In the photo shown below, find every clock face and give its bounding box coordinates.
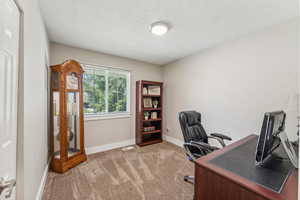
[66,73,78,89]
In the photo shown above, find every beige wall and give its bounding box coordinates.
[23,0,50,199]
[50,43,163,148]
[163,19,299,143]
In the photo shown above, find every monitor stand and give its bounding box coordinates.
[278,131,298,168]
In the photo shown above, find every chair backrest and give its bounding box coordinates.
[178,111,208,144]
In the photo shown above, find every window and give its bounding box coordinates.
[82,64,130,119]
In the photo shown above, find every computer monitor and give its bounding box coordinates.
[255,111,286,166]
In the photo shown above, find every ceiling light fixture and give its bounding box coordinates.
[150,21,169,36]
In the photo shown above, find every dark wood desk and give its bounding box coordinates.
[194,135,298,200]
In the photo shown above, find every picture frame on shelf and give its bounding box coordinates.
[143,98,152,108]
[151,112,158,119]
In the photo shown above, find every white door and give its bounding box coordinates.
[0,0,20,199]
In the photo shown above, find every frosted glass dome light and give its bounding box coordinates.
[150,21,169,36]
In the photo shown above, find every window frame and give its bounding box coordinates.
[81,63,131,120]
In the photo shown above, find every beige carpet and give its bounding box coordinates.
[42,142,194,200]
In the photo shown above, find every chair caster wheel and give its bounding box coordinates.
[184,176,194,184]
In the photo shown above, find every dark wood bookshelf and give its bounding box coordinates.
[136,80,163,146]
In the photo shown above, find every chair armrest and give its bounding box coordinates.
[191,141,219,151]
[210,133,232,141]
[207,135,226,147]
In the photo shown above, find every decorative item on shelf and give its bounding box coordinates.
[151,112,158,119]
[148,86,160,95]
[144,112,150,120]
[143,98,152,108]
[152,99,159,108]
[50,59,87,173]
[143,87,148,95]
[144,126,156,132]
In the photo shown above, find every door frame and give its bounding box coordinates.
[13,0,24,199]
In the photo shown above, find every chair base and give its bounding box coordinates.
[184,175,194,184]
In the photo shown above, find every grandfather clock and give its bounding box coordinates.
[50,60,87,173]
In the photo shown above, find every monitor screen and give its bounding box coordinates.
[255,111,286,165]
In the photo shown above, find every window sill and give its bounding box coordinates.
[84,113,131,121]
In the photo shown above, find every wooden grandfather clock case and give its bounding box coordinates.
[50,60,87,173]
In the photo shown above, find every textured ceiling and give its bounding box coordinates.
[40,0,297,65]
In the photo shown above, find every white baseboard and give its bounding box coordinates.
[35,160,50,200]
[163,135,183,147]
[86,136,183,155]
[86,139,135,155]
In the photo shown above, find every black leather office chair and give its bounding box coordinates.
[178,111,232,183]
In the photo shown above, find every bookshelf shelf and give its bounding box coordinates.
[138,139,163,146]
[142,130,161,135]
[143,108,161,111]
[142,94,161,97]
[136,80,163,146]
[143,118,162,122]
